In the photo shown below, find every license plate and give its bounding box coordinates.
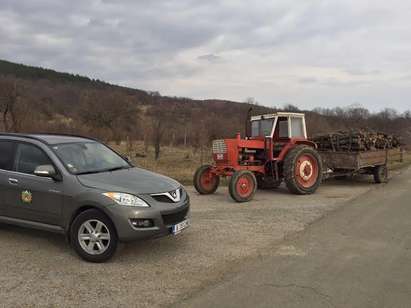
[172,219,190,235]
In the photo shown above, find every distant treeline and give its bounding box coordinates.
[0,59,410,159]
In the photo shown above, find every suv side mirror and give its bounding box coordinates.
[34,165,62,181]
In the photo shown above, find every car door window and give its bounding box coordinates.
[0,141,16,171]
[16,143,53,175]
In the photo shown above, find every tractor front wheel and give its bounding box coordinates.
[284,145,323,195]
[194,165,220,194]
[229,170,257,202]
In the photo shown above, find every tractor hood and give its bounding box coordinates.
[77,167,180,195]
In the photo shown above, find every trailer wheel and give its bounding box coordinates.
[373,165,388,183]
[284,145,323,195]
[194,165,220,194]
[229,170,257,202]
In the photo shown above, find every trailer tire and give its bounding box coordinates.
[284,145,323,195]
[194,165,220,194]
[229,170,257,202]
[373,165,388,183]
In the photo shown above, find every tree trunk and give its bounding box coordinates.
[3,105,9,132]
[184,126,188,147]
[154,139,160,160]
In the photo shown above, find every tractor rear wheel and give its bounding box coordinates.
[229,170,257,202]
[284,145,323,195]
[373,165,388,183]
[194,165,220,194]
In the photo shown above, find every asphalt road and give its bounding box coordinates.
[0,171,404,307]
[178,167,411,308]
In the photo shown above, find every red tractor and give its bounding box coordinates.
[193,112,323,202]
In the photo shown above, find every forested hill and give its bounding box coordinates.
[0,58,410,148]
[0,59,106,85]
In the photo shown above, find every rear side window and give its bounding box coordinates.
[0,141,16,171]
[16,143,53,175]
[291,117,305,137]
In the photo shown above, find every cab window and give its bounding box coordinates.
[0,141,16,171]
[251,119,274,137]
[278,118,289,138]
[16,143,53,175]
[291,117,305,137]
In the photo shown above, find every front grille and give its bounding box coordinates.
[212,139,227,154]
[151,188,182,203]
[152,195,174,203]
[162,207,189,226]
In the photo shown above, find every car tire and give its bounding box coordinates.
[70,209,118,263]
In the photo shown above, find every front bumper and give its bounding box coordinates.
[105,196,190,242]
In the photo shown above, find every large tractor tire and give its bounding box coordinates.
[373,165,388,183]
[229,170,257,202]
[194,165,220,194]
[284,145,323,195]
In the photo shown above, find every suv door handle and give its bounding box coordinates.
[8,178,19,185]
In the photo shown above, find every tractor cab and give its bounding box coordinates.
[249,112,307,140]
[249,112,308,157]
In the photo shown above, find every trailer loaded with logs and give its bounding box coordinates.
[313,129,403,183]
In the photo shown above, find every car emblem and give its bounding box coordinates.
[171,191,177,198]
[21,190,32,204]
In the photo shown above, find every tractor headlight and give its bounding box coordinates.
[103,192,150,207]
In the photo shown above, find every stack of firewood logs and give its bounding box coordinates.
[313,129,401,152]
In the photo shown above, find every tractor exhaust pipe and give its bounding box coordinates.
[245,107,253,137]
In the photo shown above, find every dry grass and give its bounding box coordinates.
[389,150,411,170]
[109,141,212,185]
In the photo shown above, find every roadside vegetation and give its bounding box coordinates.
[110,141,212,185]
[1,59,411,171]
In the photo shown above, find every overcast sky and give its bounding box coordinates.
[1,0,410,112]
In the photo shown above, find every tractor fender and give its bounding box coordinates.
[295,140,317,149]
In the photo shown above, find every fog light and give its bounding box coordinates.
[130,219,154,228]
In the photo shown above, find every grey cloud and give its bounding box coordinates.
[0,0,411,111]
[298,77,318,84]
[197,54,221,62]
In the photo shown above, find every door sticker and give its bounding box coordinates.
[21,190,33,204]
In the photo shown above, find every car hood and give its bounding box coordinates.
[77,167,180,195]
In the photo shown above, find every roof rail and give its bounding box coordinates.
[27,132,99,142]
[0,133,50,144]
[0,132,98,145]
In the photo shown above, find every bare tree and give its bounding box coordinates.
[0,76,20,132]
[146,95,178,160]
[80,90,140,141]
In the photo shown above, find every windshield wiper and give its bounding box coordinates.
[105,166,131,172]
[76,170,104,175]
[76,166,130,175]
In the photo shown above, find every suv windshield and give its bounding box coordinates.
[51,142,130,175]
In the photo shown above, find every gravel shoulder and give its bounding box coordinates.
[0,175,387,307]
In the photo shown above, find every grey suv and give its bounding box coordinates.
[0,134,190,262]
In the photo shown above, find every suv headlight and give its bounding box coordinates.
[103,192,150,207]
